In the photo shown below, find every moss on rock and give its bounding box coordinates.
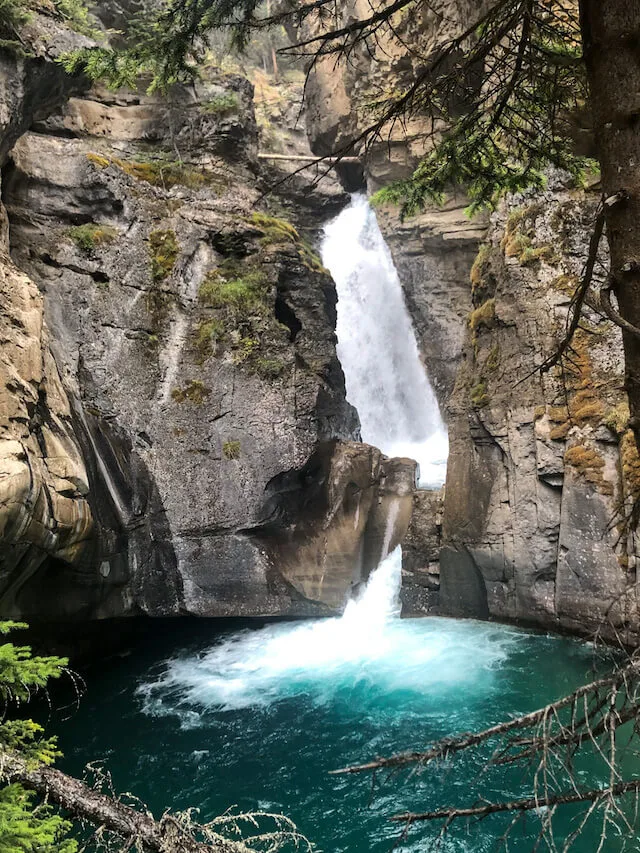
[149,230,179,282]
[68,223,118,254]
[171,380,211,404]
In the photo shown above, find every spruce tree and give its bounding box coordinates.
[0,622,75,853]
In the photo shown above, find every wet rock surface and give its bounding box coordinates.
[0,20,416,623]
[302,4,640,641]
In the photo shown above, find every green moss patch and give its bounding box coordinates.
[195,258,290,379]
[171,380,210,404]
[248,212,328,273]
[149,230,179,282]
[470,379,490,408]
[202,92,240,116]
[68,223,118,254]
[199,262,269,313]
[469,298,496,335]
[500,204,559,266]
[86,152,216,191]
[222,439,241,460]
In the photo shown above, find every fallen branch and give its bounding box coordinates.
[330,659,640,775]
[0,751,249,853]
[389,779,640,824]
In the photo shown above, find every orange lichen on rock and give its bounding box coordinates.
[564,444,613,495]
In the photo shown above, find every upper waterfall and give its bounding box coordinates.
[321,194,448,488]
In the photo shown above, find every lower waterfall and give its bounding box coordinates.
[134,550,511,714]
[321,194,448,488]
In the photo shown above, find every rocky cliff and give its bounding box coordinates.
[0,10,416,626]
[301,2,640,641]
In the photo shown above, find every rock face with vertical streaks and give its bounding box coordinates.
[0,13,416,624]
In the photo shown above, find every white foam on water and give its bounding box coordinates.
[320,194,448,489]
[137,550,520,720]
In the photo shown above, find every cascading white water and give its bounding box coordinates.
[321,194,448,489]
[137,548,520,718]
[136,197,463,719]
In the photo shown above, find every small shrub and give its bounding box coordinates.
[195,319,224,357]
[470,379,489,408]
[198,264,269,314]
[69,223,118,254]
[149,230,179,282]
[232,336,260,364]
[223,440,241,460]
[202,92,240,116]
[253,358,285,380]
[54,0,99,36]
[0,0,30,38]
[250,212,300,246]
[171,380,210,404]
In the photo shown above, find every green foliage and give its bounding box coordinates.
[0,0,97,43]
[253,357,285,380]
[222,439,241,460]
[56,0,591,223]
[195,318,224,357]
[233,336,260,364]
[0,622,75,853]
[202,92,240,115]
[57,0,270,92]
[366,2,590,216]
[149,230,179,282]
[198,262,269,313]
[470,379,490,408]
[0,785,75,853]
[196,258,288,378]
[171,379,211,404]
[68,224,117,254]
[249,213,327,272]
[0,0,30,42]
[54,0,99,37]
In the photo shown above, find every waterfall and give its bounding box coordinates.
[134,197,463,721]
[321,194,448,489]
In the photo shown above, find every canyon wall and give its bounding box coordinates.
[0,9,416,625]
[302,1,640,640]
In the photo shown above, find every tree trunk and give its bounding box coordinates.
[0,751,247,853]
[580,1,640,452]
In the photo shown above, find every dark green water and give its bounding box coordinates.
[53,555,625,853]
